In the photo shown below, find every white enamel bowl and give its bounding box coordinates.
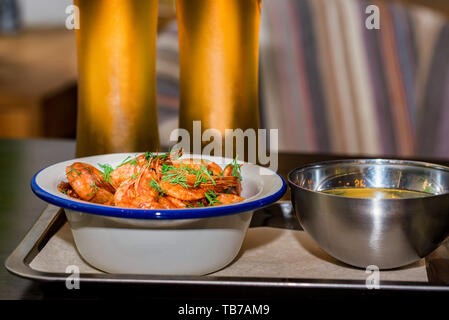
[31,153,286,275]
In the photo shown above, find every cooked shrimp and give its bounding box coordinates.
[114,178,162,209]
[172,158,223,176]
[62,151,245,209]
[160,176,240,201]
[223,163,241,177]
[156,196,187,209]
[134,166,159,199]
[110,150,183,188]
[223,162,242,195]
[216,193,245,204]
[109,155,146,189]
[57,181,80,199]
[113,179,137,208]
[66,162,114,205]
[159,180,207,201]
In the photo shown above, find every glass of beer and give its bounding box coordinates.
[176,0,262,158]
[74,0,160,157]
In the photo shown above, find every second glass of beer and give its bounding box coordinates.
[176,0,262,157]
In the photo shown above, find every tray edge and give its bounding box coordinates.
[5,205,449,292]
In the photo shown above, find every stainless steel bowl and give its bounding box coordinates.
[288,159,449,269]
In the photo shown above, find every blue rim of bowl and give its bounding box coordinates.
[31,166,287,220]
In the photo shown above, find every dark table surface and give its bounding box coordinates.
[1,138,449,301]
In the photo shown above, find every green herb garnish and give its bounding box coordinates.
[186,202,205,208]
[150,179,166,196]
[157,153,170,161]
[144,151,173,165]
[204,190,221,206]
[130,157,139,166]
[200,163,216,186]
[88,181,98,196]
[131,171,141,180]
[98,163,114,184]
[193,169,208,187]
[229,155,242,181]
[67,166,81,177]
[117,156,131,167]
[117,155,139,168]
[161,164,190,189]
[144,152,154,162]
[169,148,182,161]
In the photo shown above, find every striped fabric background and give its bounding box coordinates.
[417,23,449,157]
[156,0,449,159]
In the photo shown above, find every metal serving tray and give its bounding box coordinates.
[5,202,449,291]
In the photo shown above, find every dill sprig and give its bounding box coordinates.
[98,163,114,184]
[224,155,242,181]
[144,151,167,162]
[200,163,216,185]
[168,148,182,161]
[117,156,131,167]
[144,151,173,167]
[186,202,205,208]
[157,153,170,161]
[144,151,154,162]
[204,190,221,206]
[67,166,81,177]
[88,181,98,196]
[193,169,209,187]
[83,165,93,173]
[131,171,140,180]
[160,160,219,189]
[117,155,139,168]
[232,156,242,181]
[150,179,166,196]
[161,164,190,189]
[161,162,171,174]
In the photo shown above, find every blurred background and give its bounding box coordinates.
[0,0,448,158]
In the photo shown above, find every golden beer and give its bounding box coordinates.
[75,0,160,157]
[176,0,262,157]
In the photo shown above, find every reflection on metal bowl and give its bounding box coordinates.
[288,159,449,269]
